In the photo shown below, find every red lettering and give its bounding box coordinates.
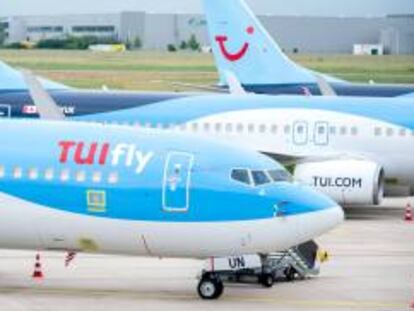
[74,142,97,165]
[99,143,110,165]
[58,141,76,163]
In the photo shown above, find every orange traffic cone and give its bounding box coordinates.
[405,204,413,222]
[32,253,43,279]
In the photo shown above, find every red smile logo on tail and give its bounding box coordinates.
[215,26,254,62]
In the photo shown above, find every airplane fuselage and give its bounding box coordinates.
[0,119,342,258]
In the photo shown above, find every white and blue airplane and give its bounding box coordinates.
[69,93,414,207]
[0,118,342,299]
[202,0,414,97]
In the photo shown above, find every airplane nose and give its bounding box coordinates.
[291,185,344,242]
[296,202,344,242]
[271,183,344,243]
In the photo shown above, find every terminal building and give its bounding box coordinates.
[1,12,413,54]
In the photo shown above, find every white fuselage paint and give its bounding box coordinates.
[175,109,414,187]
[0,192,342,258]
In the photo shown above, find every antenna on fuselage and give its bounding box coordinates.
[20,69,65,120]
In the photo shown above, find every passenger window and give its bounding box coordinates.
[13,167,23,179]
[340,126,347,135]
[236,123,244,133]
[251,170,271,186]
[215,123,222,132]
[248,124,255,133]
[60,169,70,182]
[400,128,407,136]
[231,169,251,185]
[267,169,292,182]
[374,127,382,136]
[317,126,325,135]
[204,123,210,132]
[225,123,233,133]
[108,172,119,184]
[386,128,394,136]
[351,127,358,136]
[192,123,198,132]
[284,125,291,134]
[28,168,38,180]
[329,126,336,135]
[45,168,54,180]
[259,124,266,133]
[76,171,86,182]
[92,171,102,183]
[271,125,278,134]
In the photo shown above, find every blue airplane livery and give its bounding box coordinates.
[202,0,414,97]
[0,118,342,299]
[2,66,414,205]
[64,92,414,207]
[1,68,414,207]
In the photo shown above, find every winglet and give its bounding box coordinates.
[20,69,65,120]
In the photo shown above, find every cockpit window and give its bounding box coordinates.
[251,170,271,186]
[231,169,251,185]
[267,169,292,182]
[231,168,291,187]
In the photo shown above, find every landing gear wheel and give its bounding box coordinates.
[197,273,224,300]
[259,273,274,288]
[284,267,296,282]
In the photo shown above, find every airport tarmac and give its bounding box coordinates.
[0,198,412,311]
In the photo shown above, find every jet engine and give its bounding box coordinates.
[294,159,384,206]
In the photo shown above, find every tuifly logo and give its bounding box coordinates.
[58,141,154,174]
[215,26,254,62]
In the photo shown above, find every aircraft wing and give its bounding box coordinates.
[262,151,371,166]
[21,70,65,120]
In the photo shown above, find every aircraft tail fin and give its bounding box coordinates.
[202,0,317,86]
[0,60,69,92]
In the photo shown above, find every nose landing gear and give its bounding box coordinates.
[197,272,224,300]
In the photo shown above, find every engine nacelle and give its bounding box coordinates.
[294,160,384,206]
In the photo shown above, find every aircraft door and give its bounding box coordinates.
[0,104,11,118]
[292,121,308,145]
[162,152,194,212]
[314,121,329,145]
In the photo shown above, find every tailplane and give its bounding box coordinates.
[0,60,69,92]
